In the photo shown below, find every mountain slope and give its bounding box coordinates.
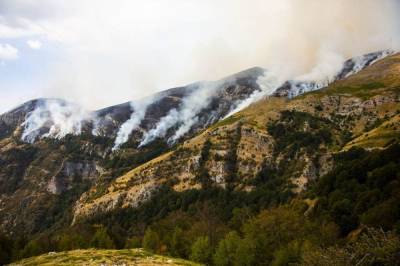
[0,52,399,265]
[72,52,400,223]
[0,51,390,237]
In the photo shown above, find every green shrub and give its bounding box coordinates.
[142,228,160,253]
[213,231,241,266]
[190,236,212,264]
[90,227,115,249]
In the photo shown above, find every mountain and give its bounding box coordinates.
[0,51,399,265]
[72,51,400,223]
[1,51,390,149]
[2,67,264,146]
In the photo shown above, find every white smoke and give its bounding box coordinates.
[225,49,394,117]
[1,0,399,113]
[342,50,393,79]
[139,47,393,147]
[294,47,346,82]
[139,109,179,147]
[112,97,153,150]
[169,81,221,142]
[139,81,221,146]
[225,70,284,117]
[21,99,95,143]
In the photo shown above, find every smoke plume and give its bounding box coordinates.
[139,81,222,146]
[1,0,398,112]
[21,99,94,143]
[112,97,154,150]
[225,70,284,117]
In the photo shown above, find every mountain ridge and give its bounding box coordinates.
[0,51,391,150]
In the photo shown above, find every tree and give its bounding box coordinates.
[232,237,256,266]
[125,236,142,249]
[0,233,13,265]
[170,227,188,258]
[90,227,115,249]
[19,240,42,259]
[190,236,212,264]
[229,207,252,231]
[235,205,316,265]
[213,231,241,266]
[301,228,400,266]
[58,233,87,251]
[272,240,303,266]
[142,228,160,253]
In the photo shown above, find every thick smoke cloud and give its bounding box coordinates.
[1,0,398,111]
[2,0,400,146]
[21,99,94,143]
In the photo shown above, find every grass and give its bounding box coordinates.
[343,115,400,150]
[209,114,242,130]
[308,82,386,100]
[10,248,201,266]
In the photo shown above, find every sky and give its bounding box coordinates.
[0,0,399,113]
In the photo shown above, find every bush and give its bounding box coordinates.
[190,236,212,264]
[213,231,241,266]
[142,228,160,253]
[301,228,400,266]
[170,227,189,258]
[272,240,304,266]
[58,233,87,251]
[0,233,13,265]
[90,227,115,249]
[125,236,142,248]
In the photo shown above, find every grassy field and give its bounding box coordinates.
[10,248,201,266]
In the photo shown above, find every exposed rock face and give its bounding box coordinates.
[47,161,102,194]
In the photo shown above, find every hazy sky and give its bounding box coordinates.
[0,0,399,113]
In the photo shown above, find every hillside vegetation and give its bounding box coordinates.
[0,53,400,265]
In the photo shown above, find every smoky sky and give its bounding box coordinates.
[0,0,399,112]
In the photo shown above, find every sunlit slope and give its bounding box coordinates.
[10,249,200,266]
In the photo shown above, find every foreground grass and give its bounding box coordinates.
[10,248,201,266]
